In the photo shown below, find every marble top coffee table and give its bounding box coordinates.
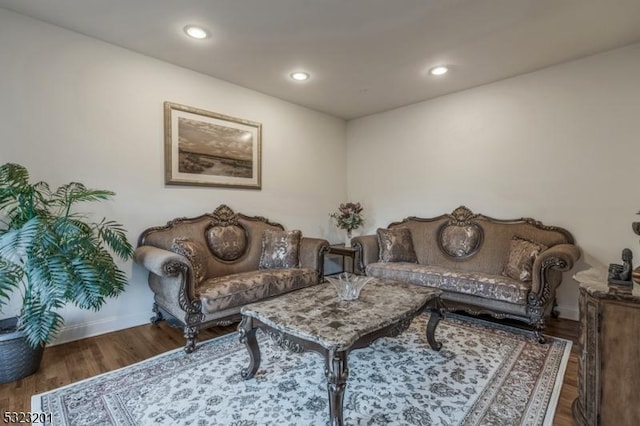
[238,278,443,426]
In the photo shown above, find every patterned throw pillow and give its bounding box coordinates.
[259,229,302,269]
[502,236,548,282]
[170,238,207,284]
[377,227,418,263]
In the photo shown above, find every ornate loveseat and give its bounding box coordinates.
[352,206,580,342]
[134,205,329,352]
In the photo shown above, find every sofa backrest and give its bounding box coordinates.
[388,206,574,276]
[138,204,284,279]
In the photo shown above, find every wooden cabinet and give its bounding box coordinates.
[573,269,640,425]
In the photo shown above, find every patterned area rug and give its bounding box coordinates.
[32,314,570,425]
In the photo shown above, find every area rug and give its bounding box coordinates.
[32,314,570,425]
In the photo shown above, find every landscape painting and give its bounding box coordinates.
[164,102,262,189]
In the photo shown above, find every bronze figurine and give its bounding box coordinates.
[608,248,633,286]
[633,219,640,285]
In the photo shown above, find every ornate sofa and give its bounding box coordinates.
[352,206,580,342]
[134,205,329,352]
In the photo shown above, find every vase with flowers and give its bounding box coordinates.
[330,202,364,247]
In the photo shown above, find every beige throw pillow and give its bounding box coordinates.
[170,237,207,284]
[377,227,418,263]
[259,229,302,269]
[503,236,548,282]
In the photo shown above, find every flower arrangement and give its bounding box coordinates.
[330,202,364,238]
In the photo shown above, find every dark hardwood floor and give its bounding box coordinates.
[0,317,579,425]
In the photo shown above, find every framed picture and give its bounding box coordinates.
[164,102,262,189]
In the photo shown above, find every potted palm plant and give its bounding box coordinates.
[0,163,133,383]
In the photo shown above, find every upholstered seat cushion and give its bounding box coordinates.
[366,262,530,305]
[198,268,319,313]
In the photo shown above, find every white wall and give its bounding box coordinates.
[347,43,640,320]
[0,9,347,344]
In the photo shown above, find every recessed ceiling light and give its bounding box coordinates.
[290,72,310,81]
[184,25,209,40]
[429,66,449,76]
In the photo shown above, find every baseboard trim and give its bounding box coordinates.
[556,306,579,321]
[48,312,151,347]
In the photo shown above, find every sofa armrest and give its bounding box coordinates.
[351,234,379,274]
[134,245,187,277]
[527,243,581,321]
[134,245,198,300]
[531,243,581,295]
[299,237,330,277]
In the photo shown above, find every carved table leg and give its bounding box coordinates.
[426,304,443,351]
[325,350,349,426]
[238,316,261,380]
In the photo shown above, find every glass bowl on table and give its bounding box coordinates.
[325,273,374,301]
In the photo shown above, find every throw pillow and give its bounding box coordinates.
[377,227,418,263]
[259,229,302,269]
[170,238,207,284]
[502,236,548,282]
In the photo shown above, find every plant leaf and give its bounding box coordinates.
[0,258,23,307]
[52,182,114,210]
[96,219,134,260]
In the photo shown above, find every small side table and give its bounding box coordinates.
[326,244,359,276]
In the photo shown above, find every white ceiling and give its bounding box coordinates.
[2,0,640,119]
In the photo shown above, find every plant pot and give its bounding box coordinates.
[0,317,44,384]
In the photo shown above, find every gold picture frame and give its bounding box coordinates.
[164,102,262,189]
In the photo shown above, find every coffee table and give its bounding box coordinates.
[238,279,443,426]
